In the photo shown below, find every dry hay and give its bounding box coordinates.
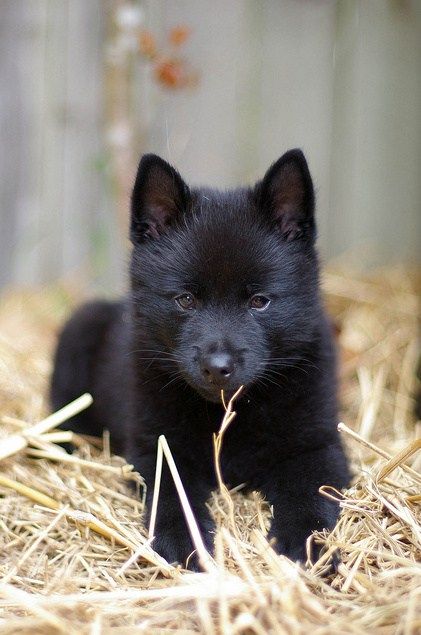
[0,266,420,634]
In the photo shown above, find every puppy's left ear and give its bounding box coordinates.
[258,149,315,242]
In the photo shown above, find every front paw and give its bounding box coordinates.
[269,526,339,573]
[268,526,307,562]
[152,523,215,571]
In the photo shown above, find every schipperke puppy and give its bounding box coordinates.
[51,149,349,569]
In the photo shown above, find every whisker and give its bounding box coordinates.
[262,369,289,381]
[263,362,311,378]
[140,369,180,387]
[261,357,321,373]
[126,349,178,359]
[261,375,284,388]
[131,357,179,362]
[159,374,185,392]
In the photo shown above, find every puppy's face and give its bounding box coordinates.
[130,152,320,402]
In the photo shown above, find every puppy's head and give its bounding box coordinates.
[129,151,321,402]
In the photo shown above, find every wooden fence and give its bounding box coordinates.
[1,0,420,291]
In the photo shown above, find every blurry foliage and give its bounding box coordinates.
[105,1,199,244]
[139,25,198,89]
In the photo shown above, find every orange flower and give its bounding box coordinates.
[154,58,187,89]
[139,30,157,58]
[169,25,191,47]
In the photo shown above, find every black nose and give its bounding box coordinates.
[201,352,235,386]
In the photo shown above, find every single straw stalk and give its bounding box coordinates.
[338,422,421,483]
[213,386,243,539]
[148,434,217,573]
[0,393,93,461]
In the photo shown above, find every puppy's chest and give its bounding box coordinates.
[216,404,282,484]
[186,399,296,485]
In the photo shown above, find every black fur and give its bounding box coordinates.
[51,149,349,569]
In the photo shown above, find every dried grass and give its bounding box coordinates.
[0,267,420,634]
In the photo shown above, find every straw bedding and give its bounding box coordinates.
[0,266,419,634]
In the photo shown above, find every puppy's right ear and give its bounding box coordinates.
[130,154,190,243]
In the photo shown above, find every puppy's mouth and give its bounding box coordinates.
[187,379,244,404]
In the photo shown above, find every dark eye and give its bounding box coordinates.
[249,295,271,311]
[175,293,196,310]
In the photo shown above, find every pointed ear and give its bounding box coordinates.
[130,154,190,243]
[258,149,315,241]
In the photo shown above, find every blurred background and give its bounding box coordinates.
[1,0,420,293]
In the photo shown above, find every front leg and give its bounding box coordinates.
[130,450,215,570]
[259,443,349,563]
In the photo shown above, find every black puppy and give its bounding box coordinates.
[51,149,349,568]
